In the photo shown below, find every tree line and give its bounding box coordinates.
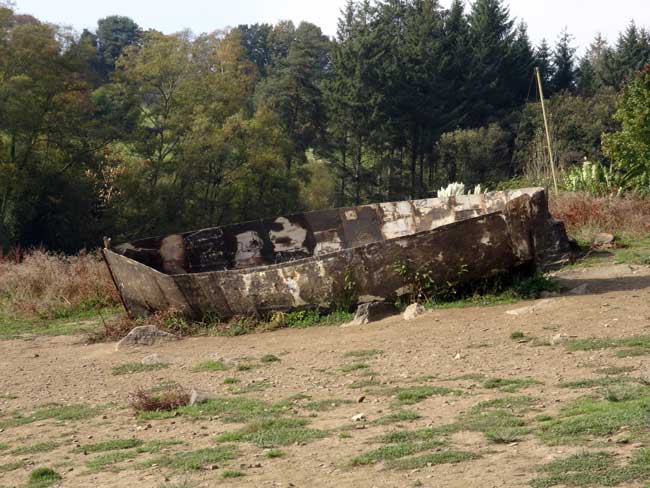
[1,0,649,252]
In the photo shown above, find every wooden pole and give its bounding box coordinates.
[535,67,559,193]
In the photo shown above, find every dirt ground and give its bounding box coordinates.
[2,262,650,488]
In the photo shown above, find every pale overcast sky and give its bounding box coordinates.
[11,0,650,50]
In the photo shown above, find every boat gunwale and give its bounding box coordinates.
[113,187,544,249]
[105,206,516,279]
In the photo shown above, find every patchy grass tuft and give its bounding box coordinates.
[216,418,326,447]
[222,470,245,478]
[340,363,370,373]
[483,378,541,393]
[73,439,143,454]
[26,467,62,488]
[373,410,422,426]
[261,354,281,363]
[393,386,461,405]
[11,442,58,455]
[191,360,228,373]
[387,451,478,470]
[85,451,139,472]
[530,449,650,487]
[145,446,238,471]
[351,440,445,466]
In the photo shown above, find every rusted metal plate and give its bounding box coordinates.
[104,188,574,320]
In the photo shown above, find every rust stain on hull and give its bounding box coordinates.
[103,188,574,320]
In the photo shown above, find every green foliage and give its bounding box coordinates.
[26,467,61,488]
[565,160,619,196]
[191,361,228,373]
[216,418,326,447]
[73,439,143,454]
[604,67,650,194]
[483,378,542,393]
[11,442,58,455]
[86,451,139,472]
[393,386,461,405]
[531,450,650,487]
[145,447,237,471]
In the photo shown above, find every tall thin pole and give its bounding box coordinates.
[535,67,559,193]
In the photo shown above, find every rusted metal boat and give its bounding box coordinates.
[103,188,573,320]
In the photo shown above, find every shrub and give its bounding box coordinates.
[129,385,190,413]
[0,249,119,319]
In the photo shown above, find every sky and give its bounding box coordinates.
[11,0,650,51]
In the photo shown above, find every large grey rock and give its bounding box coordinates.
[141,353,170,365]
[116,326,177,350]
[189,389,213,406]
[403,303,426,321]
[592,233,615,249]
[344,302,397,327]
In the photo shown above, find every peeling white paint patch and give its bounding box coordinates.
[344,210,358,221]
[281,270,307,306]
[381,202,416,239]
[435,252,445,262]
[270,217,308,253]
[235,231,264,264]
[314,232,343,256]
[396,240,410,248]
[481,234,492,246]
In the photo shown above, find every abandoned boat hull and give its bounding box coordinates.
[103,188,573,320]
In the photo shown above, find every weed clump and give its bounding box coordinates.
[129,385,190,413]
[27,467,61,488]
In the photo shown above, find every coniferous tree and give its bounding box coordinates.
[613,22,650,87]
[577,55,599,96]
[467,0,516,125]
[551,29,577,93]
[535,39,553,95]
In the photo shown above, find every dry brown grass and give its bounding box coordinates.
[551,192,650,242]
[129,384,191,413]
[0,249,119,319]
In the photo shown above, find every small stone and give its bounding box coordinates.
[352,413,366,422]
[189,389,213,406]
[403,303,426,321]
[116,326,177,350]
[568,284,589,296]
[343,302,397,327]
[141,353,169,365]
[357,396,366,404]
[550,334,570,346]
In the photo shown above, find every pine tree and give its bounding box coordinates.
[467,0,516,125]
[509,22,536,102]
[577,55,598,96]
[535,39,553,95]
[613,22,650,87]
[551,29,577,93]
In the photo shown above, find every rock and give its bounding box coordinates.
[568,284,590,296]
[208,353,238,366]
[592,233,615,249]
[403,303,426,321]
[357,396,366,404]
[116,325,177,350]
[141,354,169,365]
[343,302,397,327]
[352,413,366,422]
[506,299,555,316]
[189,389,212,406]
[550,334,570,346]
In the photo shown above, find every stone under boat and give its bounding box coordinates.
[102,188,574,320]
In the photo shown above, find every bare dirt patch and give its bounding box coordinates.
[2,263,650,487]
